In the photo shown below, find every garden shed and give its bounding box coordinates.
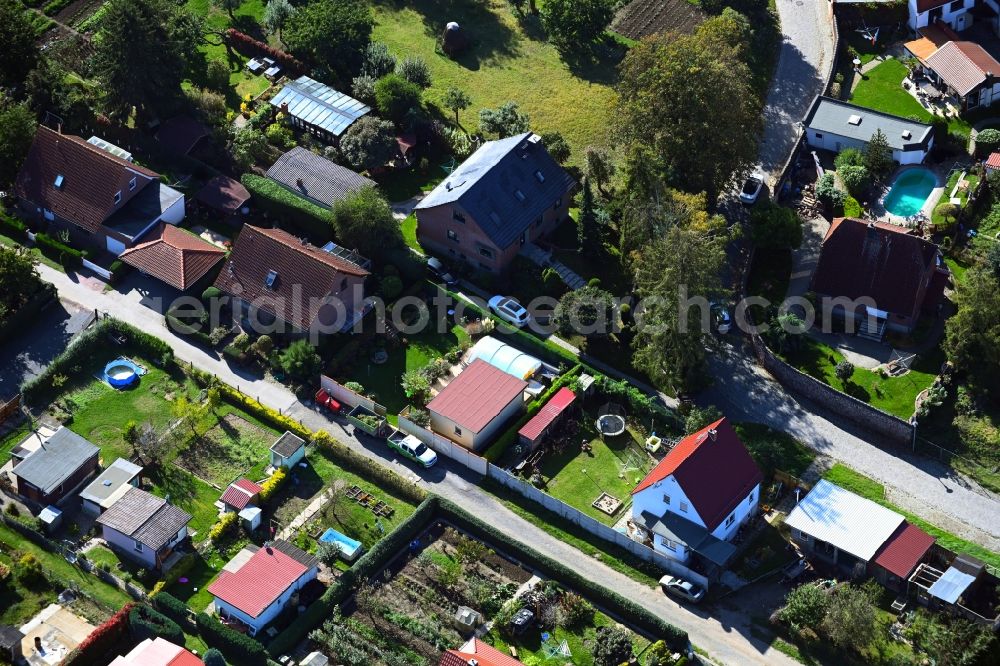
[518,387,576,450]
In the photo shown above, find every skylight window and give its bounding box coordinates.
[129,176,137,191]
[534,170,545,183]
[848,114,862,126]
[514,189,526,202]
[54,174,65,189]
[265,270,278,289]
[489,212,502,225]
[113,191,122,204]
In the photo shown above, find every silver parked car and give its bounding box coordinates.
[488,295,531,328]
[659,575,705,603]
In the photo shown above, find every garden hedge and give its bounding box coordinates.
[225,29,305,74]
[241,174,333,244]
[34,232,83,270]
[196,612,269,665]
[150,591,193,627]
[0,211,29,241]
[21,317,174,405]
[437,499,689,651]
[128,604,184,645]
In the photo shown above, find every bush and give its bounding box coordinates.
[838,165,870,196]
[259,466,288,502]
[206,59,231,91]
[0,211,29,241]
[265,122,296,149]
[750,200,803,249]
[202,286,222,303]
[843,196,862,218]
[34,232,83,269]
[203,648,227,666]
[374,73,422,123]
[816,172,846,209]
[128,605,184,645]
[380,274,403,300]
[16,554,43,586]
[150,591,192,627]
[241,174,332,243]
[396,56,431,88]
[208,511,238,541]
[279,339,323,381]
[195,612,268,665]
[975,128,1000,157]
[834,148,864,170]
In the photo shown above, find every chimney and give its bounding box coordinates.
[707,428,718,442]
[296,177,304,190]
[34,637,42,653]
[266,546,273,554]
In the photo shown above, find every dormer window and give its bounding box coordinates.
[113,191,122,204]
[54,174,65,189]
[129,177,137,191]
[534,170,545,183]
[514,189,526,202]
[265,270,278,289]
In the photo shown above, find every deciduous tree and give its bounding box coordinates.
[0,101,37,188]
[339,116,397,171]
[212,0,242,20]
[944,266,1000,386]
[374,73,422,124]
[553,286,618,339]
[615,27,759,200]
[442,86,471,126]
[0,0,39,88]
[592,626,633,666]
[584,146,614,197]
[283,0,373,86]
[540,131,570,164]
[478,101,530,138]
[779,582,829,630]
[750,200,803,249]
[540,0,613,52]
[330,186,403,261]
[279,340,323,381]
[262,0,295,41]
[0,245,41,320]
[821,584,877,653]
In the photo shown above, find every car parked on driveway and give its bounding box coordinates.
[426,256,458,287]
[659,575,705,603]
[488,295,530,327]
[739,172,765,205]
[389,434,438,468]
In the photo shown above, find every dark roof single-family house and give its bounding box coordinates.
[196,175,251,216]
[96,487,191,569]
[118,223,226,291]
[266,147,375,209]
[12,427,100,506]
[811,218,949,334]
[414,132,576,272]
[15,126,186,255]
[213,225,370,332]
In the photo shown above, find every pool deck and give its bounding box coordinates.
[869,164,945,228]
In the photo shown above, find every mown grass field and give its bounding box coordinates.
[371,0,619,164]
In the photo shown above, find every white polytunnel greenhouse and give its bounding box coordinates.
[466,336,541,380]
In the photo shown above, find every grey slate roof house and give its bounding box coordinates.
[79,458,143,516]
[266,147,375,209]
[414,132,576,273]
[269,76,370,143]
[803,96,934,165]
[96,487,191,570]
[11,427,100,507]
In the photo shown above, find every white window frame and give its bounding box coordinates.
[725,513,736,528]
[679,501,688,513]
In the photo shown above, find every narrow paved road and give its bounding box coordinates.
[758,0,835,183]
[32,266,798,666]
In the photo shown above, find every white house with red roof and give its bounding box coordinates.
[630,418,762,565]
[207,540,319,635]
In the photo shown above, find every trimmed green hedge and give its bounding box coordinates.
[150,591,192,627]
[129,605,184,645]
[34,232,83,269]
[21,317,174,405]
[437,499,689,651]
[0,211,29,241]
[196,612,268,665]
[165,310,214,347]
[241,174,333,244]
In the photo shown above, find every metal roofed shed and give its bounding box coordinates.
[466,335,542,380]
[518,387,576,449]
[927,566,977,604]
[784,479,905,562]
[270,76,370,142]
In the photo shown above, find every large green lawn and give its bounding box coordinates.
[850,59,970,137]
[183,0,273,101]
[539,424,652,524]
[823,464,1000,571]
[371,0,619,165]
[779,335,941,420]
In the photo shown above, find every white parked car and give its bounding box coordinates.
[390,434,438,468]
[659,575,705,603]
[488,296,531,328]
[739,172,765,204]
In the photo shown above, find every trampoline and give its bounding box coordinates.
[596,403,626,437]
[103,359,143,389]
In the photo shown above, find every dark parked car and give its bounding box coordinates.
[426,256,457,287]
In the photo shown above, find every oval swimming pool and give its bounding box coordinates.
[883,168,937,217]
[103,359,141,389]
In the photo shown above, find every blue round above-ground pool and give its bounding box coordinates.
[103,359,141,389]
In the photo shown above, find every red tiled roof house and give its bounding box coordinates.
[630,418,762,566]
[208,540,319,636]
[426,360,528,452]
[214,225,370,335]
[810,218,949,338]
[15,126,186,256]
[439,638,524,666]
[118,223,224,292]
[220,478,263,513]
